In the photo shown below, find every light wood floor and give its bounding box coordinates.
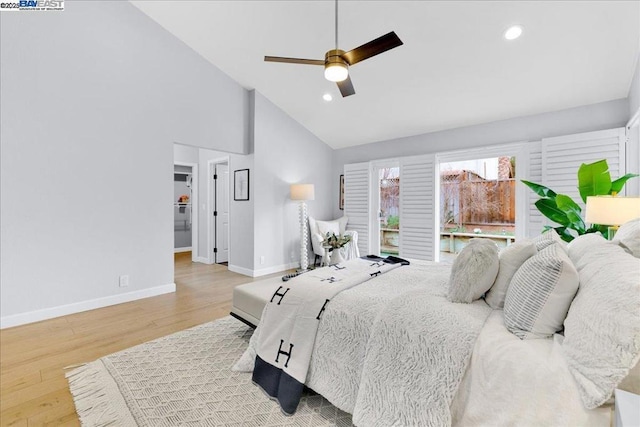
[0,253,282,426]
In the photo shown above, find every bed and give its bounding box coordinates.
[234,221,640,426]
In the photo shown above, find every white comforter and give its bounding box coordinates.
[237,260,611,426]
[452,310,611,426]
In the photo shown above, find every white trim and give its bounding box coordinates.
[194,256,211,264]
[228,264,254,277]
[228,262,297,278]
[174,247,192,253]
[0,283,176,329]
[207,157,231,265]
[174,161,198,262]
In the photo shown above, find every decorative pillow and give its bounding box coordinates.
[567,233,608,267]
[612,217,640,258]
[316,220,340,238]
[336,216,348,235]
[504,244,579,340]
[532,228,567,251]
[447,238,499,304]
[484,241,537,310]
[562,239,640,409]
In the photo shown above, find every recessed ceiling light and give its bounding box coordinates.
[504,25,523,40]
[323,93,333,102]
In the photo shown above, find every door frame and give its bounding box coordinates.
[174,161,198,263]
[207,156,230,265]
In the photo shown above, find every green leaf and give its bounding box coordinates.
[610,173,640,194]
[577,160,611,203]
[535,198,570,226]
[553,226,575,242]
[555,194,585,233]
[521,180,557,199]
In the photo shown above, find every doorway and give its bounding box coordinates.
[371,161,400,256]
[208,158,230,265]
[174,162,198,263]
[436,145,526,263]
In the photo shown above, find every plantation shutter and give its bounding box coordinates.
[537,128,626,231]
[344,162,371,256]
[526,141,544,237]
[399,154,436,261]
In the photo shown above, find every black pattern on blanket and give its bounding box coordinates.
[252,256,408,415]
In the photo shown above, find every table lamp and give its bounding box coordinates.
[585,195,640,239]
[291,184,315,271]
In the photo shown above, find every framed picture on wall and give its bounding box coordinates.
[234,169,250,201]
[339,174,345,210]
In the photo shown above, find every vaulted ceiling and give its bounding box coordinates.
[132,1,640,149]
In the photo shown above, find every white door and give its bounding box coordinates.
[215,164,230,263]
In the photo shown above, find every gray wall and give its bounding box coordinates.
[0,1,250,323]
[629,55,640,118]
[252,91,334,273]
[332,98,630,218]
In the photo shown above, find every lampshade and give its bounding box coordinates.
[585,196,640,226]
[290,184,315,201]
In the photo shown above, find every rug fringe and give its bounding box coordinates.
[66,361,137,426]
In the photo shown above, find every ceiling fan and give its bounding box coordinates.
[264,0,403,97]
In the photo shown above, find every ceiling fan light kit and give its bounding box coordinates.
[324,49,349,82]
[264,0,403,97]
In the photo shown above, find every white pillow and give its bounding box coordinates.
[562,240,640,409]
[567,233,608,267]
[532,228,567,251]
[337,216,348,235]
[484,241,537,310]
[613,217,640,258]
[447,238,499,304]
[504,244,579,340]
[316,220,340,238]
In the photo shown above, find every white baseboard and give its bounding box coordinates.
[228,264,254,277]
[228,262,298,278]
[194,256,211,264]
[0,283,176,329]
[174,247,192,253]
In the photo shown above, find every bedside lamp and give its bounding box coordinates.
[585,195,640,239]
[291,184,315,271]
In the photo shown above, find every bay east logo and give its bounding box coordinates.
[0,0,64,11]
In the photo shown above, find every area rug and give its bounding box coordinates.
[66,316,353,426]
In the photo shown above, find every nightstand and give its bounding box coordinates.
[615,389,640,427]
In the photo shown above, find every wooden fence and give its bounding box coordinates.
[441,179,515,226]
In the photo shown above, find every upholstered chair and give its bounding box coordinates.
[308,216,359,266]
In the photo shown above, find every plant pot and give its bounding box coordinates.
[330,248,345,265]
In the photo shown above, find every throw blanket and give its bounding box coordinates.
[238,260,492,426]
[253,256,408,415]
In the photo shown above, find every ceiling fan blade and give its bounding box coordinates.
[337,75,355,97]
[264,56,324,66]
[341,31,403,66]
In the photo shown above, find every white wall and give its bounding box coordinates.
[252,91,334,275]
[333,99,630,218]
[0,1,250,327]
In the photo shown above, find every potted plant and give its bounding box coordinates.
[322,233,352,265]
[522,159,638,241]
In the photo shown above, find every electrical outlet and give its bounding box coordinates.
[119,275,129,287]
[260,256,265,265]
